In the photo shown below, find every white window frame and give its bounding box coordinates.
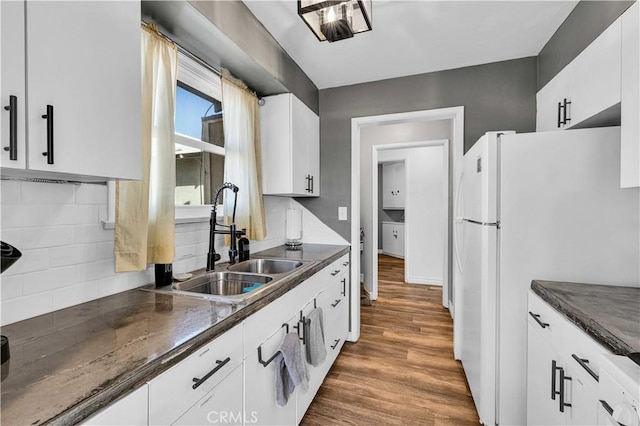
[104,51,224,227]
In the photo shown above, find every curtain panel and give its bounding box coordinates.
[221,73,266,241]
[115,24,178,272]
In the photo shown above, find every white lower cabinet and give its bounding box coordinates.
[527,291,608,426]
[81,385,149,426]
[382,222,405,258]
[148,324,244,426]
[173,364,243,426]
[85,252,350,426]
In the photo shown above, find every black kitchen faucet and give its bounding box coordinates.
[206,182,246,271]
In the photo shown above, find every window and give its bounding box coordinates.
[175,52,225,208]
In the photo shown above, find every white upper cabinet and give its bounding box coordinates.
[1,1,27,170]
[536,16,622,132]
[1,0,141,181]
[621,2,640,188]
[260,93,320,197]
[568,17,622,128]
[382,162,405,209]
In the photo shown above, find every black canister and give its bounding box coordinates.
[238,237,250,262]
[154,263,173,287]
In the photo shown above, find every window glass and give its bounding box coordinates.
[175,82,225,206]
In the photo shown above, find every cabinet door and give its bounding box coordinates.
[395,225,405,258]
[245,314,299,426]
[382,163,395,208]
[394,162,406,208]
[1,0,26,170]
[568,18,622,128]
[173,365,243,426]
[536,69,570,131]
[26,1,141,180]
[305,104,320,196]
[564,363,599,426]
[527,322,566,426]
[291,95,309,195]
[621,1,640,188]
[82,385,148,426]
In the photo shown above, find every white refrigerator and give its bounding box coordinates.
[454,127,639,425]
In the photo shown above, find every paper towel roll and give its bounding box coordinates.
[285,208,302,242]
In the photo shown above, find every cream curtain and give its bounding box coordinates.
[115,24,178,272]
[221,73,266,240]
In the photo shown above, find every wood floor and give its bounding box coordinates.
[302,254,479,425]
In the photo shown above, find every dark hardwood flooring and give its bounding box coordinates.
[302,254,479,425]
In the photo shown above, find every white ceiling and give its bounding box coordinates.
[243,0,578,89]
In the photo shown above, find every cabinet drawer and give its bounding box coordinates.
[172,364,243,426]
[527,291,567,339]
[149,324,243,425]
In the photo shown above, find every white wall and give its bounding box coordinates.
[0,180,311,325]
[379,146,445,284]
[359,120,451,292]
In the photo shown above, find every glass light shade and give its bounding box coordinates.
[298,0,372,42]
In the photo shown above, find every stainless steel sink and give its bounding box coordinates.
[173,272,273,296]
[227,259,303,274]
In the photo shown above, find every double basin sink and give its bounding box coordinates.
[145,259,310,305]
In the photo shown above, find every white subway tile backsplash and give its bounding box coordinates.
[1,292,53,325]
[50,244,97,267]
[2,205,53,229]
[22,266,77,295]
[21,226,75,249]
[21,181,76,204]
[0,275,24,300]
[75,183,107,205]
[174,244,197,262]
[175,231,200,247]
[53,280,100,311]
[75,224,114,244]
[1,249,49,277]
[0,228,20,246]
[51,205,98,226]
[76,259,116,283]
[1,180,21,204]
[95,242,115,261]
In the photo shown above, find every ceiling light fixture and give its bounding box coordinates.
[298,0,372,43]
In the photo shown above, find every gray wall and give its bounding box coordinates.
[298,57,537,241]
[537,0,634,90]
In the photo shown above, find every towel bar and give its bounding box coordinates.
[257,323,289,367]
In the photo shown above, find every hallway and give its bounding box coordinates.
[302,254,479,425]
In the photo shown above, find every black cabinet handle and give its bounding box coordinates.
[310,175,314,193]
[331,270,341,276]
[557,101,562,128]
[559,367,572,412]
[562,98,571,125]
[529,311,549,329]
[192,357,231,389]
[4,95,17,160]
[341,278,346,296]
[551,360,560,400]
[600,400,614,416]
[330,339,340,350]
[41,105,54,164]
[331,299,341,308]
[571,354,599,382]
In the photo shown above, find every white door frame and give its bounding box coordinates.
[350,107,464,342]
[373,139,449,299]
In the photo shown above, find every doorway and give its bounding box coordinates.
[372,141,449,299]
[349,107,464,348]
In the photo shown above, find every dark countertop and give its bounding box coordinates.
[531,280,640,355]
[0,244,350,426]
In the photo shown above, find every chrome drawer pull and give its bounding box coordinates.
[192,357,231,389]
[529,311,549,328]
[571,354,599,382]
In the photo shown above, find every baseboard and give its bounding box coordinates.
[377,249,383,254]
[406,276,443,286]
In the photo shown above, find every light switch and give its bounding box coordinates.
[338,206,348,221]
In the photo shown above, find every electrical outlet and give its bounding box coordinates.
[338,206,348,221]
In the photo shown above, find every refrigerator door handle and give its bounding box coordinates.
[462,218,501,228]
